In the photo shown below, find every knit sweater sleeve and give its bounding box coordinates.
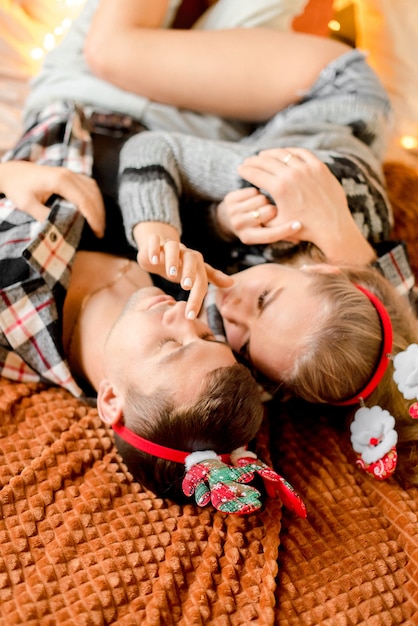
[118,130,256,246]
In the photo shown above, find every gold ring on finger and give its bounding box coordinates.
[282,153,293,164]
[252,210,261,221]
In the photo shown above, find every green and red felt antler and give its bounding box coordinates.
[183,449,307,518]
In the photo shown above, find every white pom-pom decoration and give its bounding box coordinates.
[393,343,418,399]
[350,406,398,464]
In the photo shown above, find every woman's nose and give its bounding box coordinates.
[220,294,248,325]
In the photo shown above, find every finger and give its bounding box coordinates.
[257,203,277,226]
[80,201,106,238]
[205,264,234,288]
[239,150,305,183]
[22,199,50,222]
[237,163,286,195]
[272,147,318,164]
[61,178,106,238]
[237,193,270,214]
[224,187,260,202]
[185,270,209,320]
[186,263,220,319]
[162,240,181,280]
[246,202,277,227]
[184,262,233,319]
[256,148,305,166]
[247,207,263,228]
[240,220,302,245]
[178,249,198,291]
[148,234,163,265]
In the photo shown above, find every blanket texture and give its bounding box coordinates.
[1,161,418,625]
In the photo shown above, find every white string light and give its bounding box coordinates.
[400,135,418,154]
[29,0,86,63]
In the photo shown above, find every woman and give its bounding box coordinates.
[117,130,418,490]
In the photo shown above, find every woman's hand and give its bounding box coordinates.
[216,186,302,244]
[0,161,105,237]
[237,148,376,265]
[133,221,233,319]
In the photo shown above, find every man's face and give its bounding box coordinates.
[105,287,236,405]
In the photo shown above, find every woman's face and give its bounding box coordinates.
[215,264,321,380]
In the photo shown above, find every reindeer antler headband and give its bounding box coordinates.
[112,422,306,517]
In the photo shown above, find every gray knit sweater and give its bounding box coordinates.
[118,49,393,262]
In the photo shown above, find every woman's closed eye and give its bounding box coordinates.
[257,289,269,310]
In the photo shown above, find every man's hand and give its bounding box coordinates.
[0,161,105,237]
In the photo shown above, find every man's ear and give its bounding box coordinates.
[97,379,124,425]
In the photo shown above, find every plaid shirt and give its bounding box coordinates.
[0,101,415,396]
[0,102,93,396]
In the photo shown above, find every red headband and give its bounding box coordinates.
[334,284,393,406]
[112,421,231,463]
[112,422,307,518]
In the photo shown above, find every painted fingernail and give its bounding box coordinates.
[169,266,177,276]
[187,310,196,320]
[183,277,193,289]
[151,255,159,265]
[291,221,302,231]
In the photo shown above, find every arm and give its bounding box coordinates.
[118,129,303,243]
[119,129,249,318]
[118,130,309,249]
[117,131,299,316]
[118,131,377,265]
[85,3,349,121]
[192,0,308,30]
[118,134,415,302]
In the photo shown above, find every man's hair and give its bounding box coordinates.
[113,363,264,501]
[278,265,418,488]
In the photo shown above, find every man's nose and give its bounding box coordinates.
[162,300,189,325]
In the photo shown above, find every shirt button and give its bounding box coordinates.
[49,231,58,243]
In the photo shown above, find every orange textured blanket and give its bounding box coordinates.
[1,378,418,625]
[1,161,418,625]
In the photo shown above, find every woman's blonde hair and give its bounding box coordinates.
[280,266,418,487]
